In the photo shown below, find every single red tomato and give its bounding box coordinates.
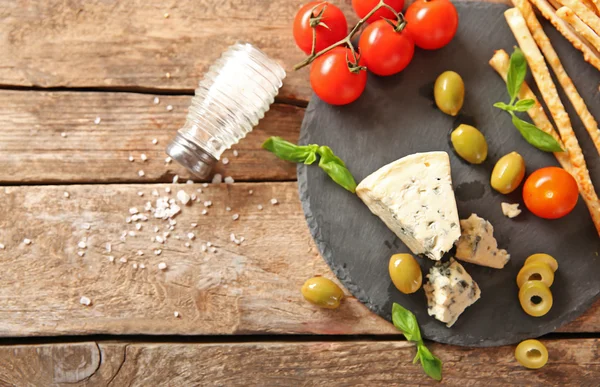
[310,47,367,105]
[405,0,458,50]
[523,167,579,219]
[293,2,348,55]
[359,20,414,76]
[352,0,406,23]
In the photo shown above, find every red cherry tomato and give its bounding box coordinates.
[352,0,406,23]
[523,167,579,219]
[293,2,348,55]
[310,47,367,105]
[405,0,458,50]
[359,20,414,76]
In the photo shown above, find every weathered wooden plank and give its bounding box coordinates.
[0,340,598,385]
[0,90,299,183]
[0,182,596,336]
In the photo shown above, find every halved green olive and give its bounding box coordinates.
[524,253,558,272]
[491,152,526,194]
[301,277,344,309]
[434,71,465,116]
[516,262,555,288]
[451,124,488,164]
[389,253,422,294]
[519,281,553,317]
[515,339,549,369]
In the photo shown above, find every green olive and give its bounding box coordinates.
[525,253,558,272]
[515,339,549,369]
[451,124,488,164]
[519,281,553,317]
[516,262,555,288]
[434,71,465,116]
[491,152,526,194]
[301,277,344,309]
[388,253,422,294]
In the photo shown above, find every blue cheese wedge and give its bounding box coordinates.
[356,152,461,261]
[455,214,510,269]
[424,258,481,327]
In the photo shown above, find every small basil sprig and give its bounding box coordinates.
[263,136,357,193]
[392,303,442,381]
[493,47,563,153]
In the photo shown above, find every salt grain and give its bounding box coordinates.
[224,176,234,184]
[190,194,197,201]
[174,311,180,318]
[206,242,212,247]
[133,263,138,269]
[119,257,128,263]
[152,189,159,197]
[158,262,167,270]
[212,174,222,184]
[257,205,263,210]
[203,201,212,207]
[156,236,164,244]
[222,157,229,165]
[173,175,179,184]
[186,180,194,185]
[154,249,162,256]
[166,105,174,111]
[226,207,231,212]
[128,231,136,237]
[140,264,146,269]
[232,214,239,221]
[0,243,4,250]
[64,191,70,198]
[82,223,91,230]
[152,138,158,145]
[191,223,197,228]
[177,190,190,205]
[165,72,171,78]
[153,97,160,104]
[210,247,217,253]
[270,198,279,205]
[140,154,148,162]
[201,209,208,215]
[136,223,142,231]
[202,183,209,188]
[94,117,101,125]
[61,132,67,138]
[165,187,171,193]
[106,243,112,253]
[129,156,134,162]
[154,226,160,233]
[129,207,139,215]
[138,170,145,177]
[165,156,172,164]
[77,251,85,257]
[233,150,239,157]
[185,242,191,248]
[108,256,115,263]
[201,244,207,252]
[78,241,87,249]
[187,232,195,240]
[248,190,253,195]
[80,296,92,306]
[125,217,132,223]
[137,250,144,256]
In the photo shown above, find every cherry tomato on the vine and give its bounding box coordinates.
[523,167,579,219]
[352,0,406,23]
[405,0,458,50]
[359,20,414,76]
[293,2,348,55]
[310,47,367,105]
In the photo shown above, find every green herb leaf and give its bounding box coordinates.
[510,113,564,152]
[391,303,422,343]
[262,136,318,164]
[317,146,357,193]
[507,47,527,102]
[513,98,535,112]
[417,343,443,381]
[493,101,514,111]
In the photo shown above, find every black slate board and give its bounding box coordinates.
[298,2,600,347]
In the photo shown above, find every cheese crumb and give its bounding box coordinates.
[212,174,222,184]
[501,202,522,219]
[140,154,148,162]
[79,296,92,306]
[64,191,70,198]
[224,176,234,184]
[158,262,167,270]
[222,157,229,165]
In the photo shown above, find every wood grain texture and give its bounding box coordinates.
[0,340,598,385]
[0,182,596,336]
[0,0,508,102]
[0,90,299,184]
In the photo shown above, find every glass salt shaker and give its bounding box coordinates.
[166,43,286,178]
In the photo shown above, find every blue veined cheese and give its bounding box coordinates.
[424,258,481,327]
[455,214,510,269]
[356,152,461,261]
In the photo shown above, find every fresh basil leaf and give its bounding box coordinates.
[262,136,318,164]
[493,102,514,111]
[391,303,422,342]
[507,47,527,102]
[510,114,564,152]
[513,98,535,112]
[418,343,443,381]
[317,146,357,193]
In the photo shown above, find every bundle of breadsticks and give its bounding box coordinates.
[489,0,600,236]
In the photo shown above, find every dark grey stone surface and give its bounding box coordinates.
[298,2,600,347]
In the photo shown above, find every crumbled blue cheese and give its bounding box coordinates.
[501,202,521,218]
[455,214,510,269]
[356,152,461,261]
[424,258,481,327]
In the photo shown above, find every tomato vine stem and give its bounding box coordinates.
[293,0,404,71]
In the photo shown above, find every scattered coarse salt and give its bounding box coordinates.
[140,154,148,162]
[158,262,168,270]
[169,219,177,226]
[169,225,175,231]
[204,201,212,207]
[164,12,170,18]
[257,205,263,210]
[154,249,162,255]
[202,183,209,188]
[137,250,144,256]
[140,263,146,269]
[177,190,190,205]
[185,242,191,248]
[78,241,87,249]
[132,263,138,269]
[137,191,144,197]
[129,207,139,215]
[201,244,207,252]
[94,117,101,125]
[108,256,115,263]
[165,187,171,193]
[0,243,4,250]
[169,198,176,205]
[136,223,142,231]
[82,223,91,230]
[233,150,239,157]
[138,170,145,177]
[230,233,236,242]
[153,96,160,104]
[225,207,231,212]
[166,105,174,111]
[64,191,70,198]
[79,296,92,306]
[186,180,194,185]
[154,226,160,233]
[165,156,172,164]
[82,236,87,242]
[187,232,195,240]
[190,194,197,201]
[156,236,164,244]
[197,188,203,194]
[61,132,67,138]
[222,157,229,165]
[212,174,222,184]
[125,217,132,224]
[206,242,212,247]
[173,175,179,184]
[201,209,208,215]
[119,257,128,263]
[128,231,136,237]
[152,189,159,197]
[152,138,158,145]
[232,214,239,221]
[175,235,180,240]
[129,156,135,162]
[165,72,171,78]
[191,223,197,228]
[224,176,234,184]
[210,247,217,253]
[106,243,112,253]
[270,198,279,205]
[248,190,253,195]
[77,251,85,257]
[174,311,180,318]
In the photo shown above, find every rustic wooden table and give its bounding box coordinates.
[0,0,598,385]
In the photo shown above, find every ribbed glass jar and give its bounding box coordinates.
[166,43,286,178]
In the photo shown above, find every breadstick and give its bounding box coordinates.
[505,8,600,236]
[556,0,600,36]
[530,0,600,71]
[557,6,600,51]
[513,0,600,157]
[592,0,600,15]
[580,0,600,15]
